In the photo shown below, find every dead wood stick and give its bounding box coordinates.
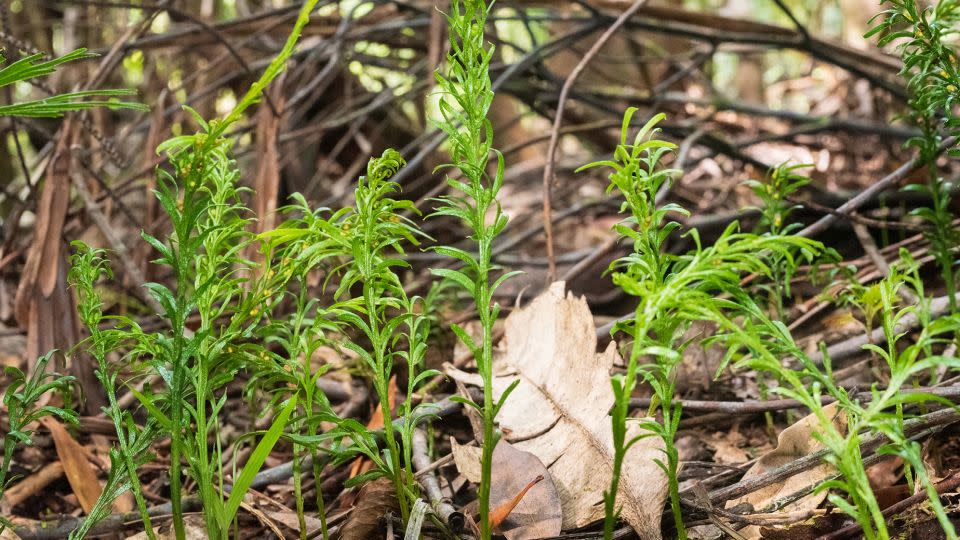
[798,136,957,238]
[541,0,650,281]
[412,428,465,533]
[706,407,959,506]
[810,292,959,365]
[630,386,960,414]
[1,461,65,511]
[12,497,203,540]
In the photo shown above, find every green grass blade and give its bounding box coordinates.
[224,396,297,523]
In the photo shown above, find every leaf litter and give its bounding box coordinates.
[448,281,669,539]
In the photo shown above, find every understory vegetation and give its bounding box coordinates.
[2,0,960,538]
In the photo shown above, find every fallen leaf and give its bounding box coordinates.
[710,439,751,465]
[727,404,845,539]
[263,509,325,534]
[707,426,751,465]
[39,417,102,514]
[448,281,668,539]
[866,455,903,491]
[822,310,864,336]
[491,474,544,529]
[337,478,400,540]
[451,438,562,540]
[124,515,207,539]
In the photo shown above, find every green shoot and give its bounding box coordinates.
[720,251,960,540]
[68,244,158,540]
[271,149,438,525]
[579,109,821,539]
[867,0,960,310]
[430,0,520,537]
[0,49,148,117]
[0,352,76,532]
[68,2,324,539]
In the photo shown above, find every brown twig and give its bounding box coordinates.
[411,428,465,533]
[541,0,650,282]
[798,136,957,238]
[630,386,960,414]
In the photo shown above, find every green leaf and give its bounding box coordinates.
[224,396,297,523]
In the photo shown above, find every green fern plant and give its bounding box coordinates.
[68,2,323,539]
[267,149,438,527]
[578,110,822,539]
[0,48,147,117]
[248,214,344,540]
[718,251,960,540]
[430,1,520,537]
[0,352,76,533]
[867,0,960,310]
[744,162,811,317]
[0,41,143,540]
[68,244,159,540]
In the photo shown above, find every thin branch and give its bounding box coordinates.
[541,0,650,282]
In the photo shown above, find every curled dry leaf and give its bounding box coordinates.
[337,477,400,540]
[727,403,845,539]
[451,438,562,540]
[448,282,668,539]
[38,417,102,515]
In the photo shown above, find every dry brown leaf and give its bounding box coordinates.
[39,417,102,514]
[246,75,286,269]
[448,281,668,539]
[124,515,207,539]
[14,122,80,364]
[451,439,562,540]
[263,509,325,535]
[727,404,845,539]
[867,455,903,491]
[337,477,399,540]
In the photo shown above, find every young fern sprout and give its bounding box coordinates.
[70,117,302,540]
[579,109,821,539]
[289,149,437,524]
[67,3,323,538]
[431,1,520,537]
[718,254,960,540]
[247,214,346,540]
[744,163,814,432]
[745,163,812,311]
[0,352,76,533]
[867,0,960,310]
[68,245,159,540]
